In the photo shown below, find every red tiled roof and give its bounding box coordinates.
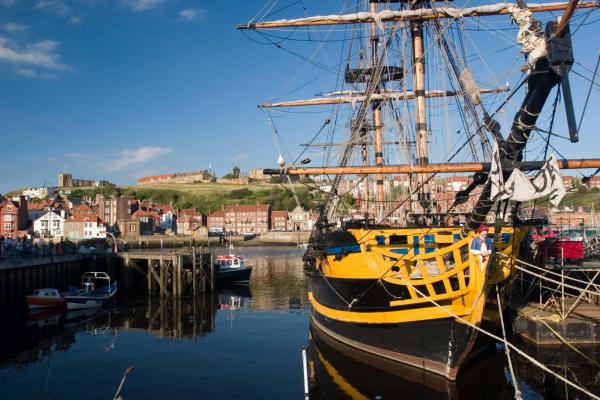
[133,210,160,219]
[66,213,102,223]
[272,210,288,218]
[208,210,225,218]
[28,201,49,210]
[224,204,270,213]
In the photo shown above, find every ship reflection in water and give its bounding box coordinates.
[0,247,598,399]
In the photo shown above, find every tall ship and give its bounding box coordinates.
[238,0,600,380]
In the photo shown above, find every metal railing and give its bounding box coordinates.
[508,255,600,320]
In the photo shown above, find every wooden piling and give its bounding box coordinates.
[210,253,214,292]
[192,247,197,298]
[159,255,165,299]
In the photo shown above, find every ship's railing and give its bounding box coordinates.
[364,228,525,313]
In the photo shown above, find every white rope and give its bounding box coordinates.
[508,255,600,290]
[390,271,600,400]
[496,284,523,400]
[511,260,600,298]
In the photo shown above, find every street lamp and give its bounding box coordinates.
[106,231,118,254]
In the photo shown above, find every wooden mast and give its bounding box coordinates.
[412,18,429,216]
[370,1,385,219]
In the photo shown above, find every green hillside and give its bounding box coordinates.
[63,182,355,214]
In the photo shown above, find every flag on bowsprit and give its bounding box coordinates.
[489,143,504,200]
[488,148,566,206]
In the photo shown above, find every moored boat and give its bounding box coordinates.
[26,288,65,310]
[214,255,253,284]
[62,272,117,310]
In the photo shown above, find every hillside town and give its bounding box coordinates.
[0,192,317,243]
[3,172,600,246]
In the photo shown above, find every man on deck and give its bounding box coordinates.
[471,224,493,267]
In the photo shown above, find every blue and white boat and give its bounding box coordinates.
[63,272,117,310]
[214,255,252,284]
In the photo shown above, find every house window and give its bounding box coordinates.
[130,225,136,232]
[4,223,13,230]
[3,214,14,222]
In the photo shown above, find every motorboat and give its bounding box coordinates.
[26,288,65,310]
[214,255,252,284]
[62,272,117,310]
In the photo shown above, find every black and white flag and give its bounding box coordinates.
[489,145,566,206]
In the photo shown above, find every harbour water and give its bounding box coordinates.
[0,247,598,399]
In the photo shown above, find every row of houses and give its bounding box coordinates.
[0,193,316,240]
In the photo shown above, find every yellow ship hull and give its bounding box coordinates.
[305,226,528,379]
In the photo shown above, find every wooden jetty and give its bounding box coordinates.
[119,247,213,300]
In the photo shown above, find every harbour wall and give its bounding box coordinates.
[0,255,129,313]
[259,231,310,244]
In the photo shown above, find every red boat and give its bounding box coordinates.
[26,288,66,310]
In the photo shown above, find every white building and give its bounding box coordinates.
[34,211,65,238]
[64,214,106,240]
[22,187,51,199]
[288,206,315,231]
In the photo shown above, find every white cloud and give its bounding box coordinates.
[58,146,174,173]
[179,8,205,21]
[108,146,173,171]
[122,0,168,12]
[15,67,56,79]
[2,23,28,33]
[35,0,82,23]
[35,0,71,16]
[0,36,67,70]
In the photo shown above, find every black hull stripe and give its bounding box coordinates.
[309,274,455,312]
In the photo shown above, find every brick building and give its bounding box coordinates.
[208,204,271,234]
[271,210,289,231]
[176,209,206,235]
[132,210,160,235]
[95,195,132,230]
[0,196,29,239]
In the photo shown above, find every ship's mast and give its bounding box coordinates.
[370,1,385,220]
[411,17,429,218]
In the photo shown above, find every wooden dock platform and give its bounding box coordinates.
[512,301,600,345]
[118,247,214,300]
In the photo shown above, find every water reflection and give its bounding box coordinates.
[1,247,596,399]
[0,247,309,373]
[512,338,600,399]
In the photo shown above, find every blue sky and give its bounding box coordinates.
[0,0,599,193]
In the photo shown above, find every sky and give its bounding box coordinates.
[0,0,599,193]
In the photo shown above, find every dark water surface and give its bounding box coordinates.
[0,247,597,399]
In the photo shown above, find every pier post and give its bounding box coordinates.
[192,247,197,298]
[159,255,165,299]
[210,253,214,293]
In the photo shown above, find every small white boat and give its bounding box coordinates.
[62,272,117,310]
